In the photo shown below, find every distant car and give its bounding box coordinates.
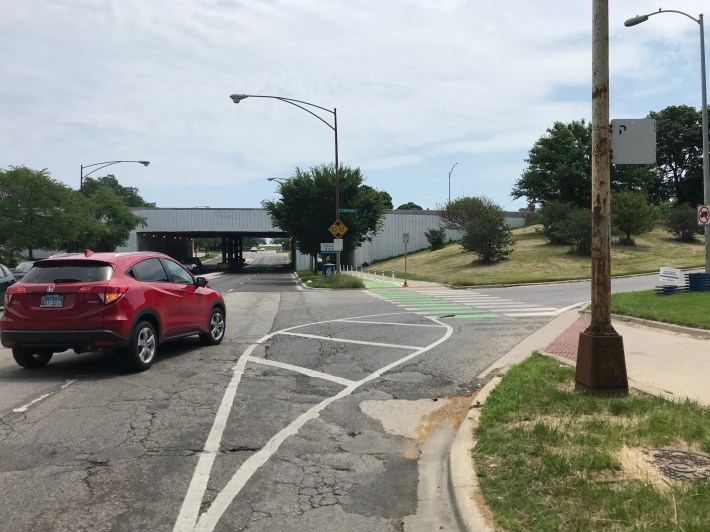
[10,261,34,281]
[1,251,225,371]
[181,257,203,275]
[250,247,258,252]
[0,264,16,305]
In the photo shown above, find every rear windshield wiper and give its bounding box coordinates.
[52,278,82,284]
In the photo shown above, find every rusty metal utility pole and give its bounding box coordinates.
[576,0,629,395]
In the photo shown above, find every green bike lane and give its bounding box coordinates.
[360,278,501,319]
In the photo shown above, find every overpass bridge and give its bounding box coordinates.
[119,208,526,270]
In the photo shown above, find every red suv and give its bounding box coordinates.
[0,251,226,371]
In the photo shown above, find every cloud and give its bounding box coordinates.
[0,0,705,210]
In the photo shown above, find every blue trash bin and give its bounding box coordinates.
[323,264,336,277]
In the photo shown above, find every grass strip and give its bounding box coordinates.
[610,290,710,330]
[297,271,365,289]
[473,353,710,531]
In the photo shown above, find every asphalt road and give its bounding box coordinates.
[0,259,660,531]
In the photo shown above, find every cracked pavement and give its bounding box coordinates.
[0,283,549,531]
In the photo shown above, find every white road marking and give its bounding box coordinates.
[245,356,356,386]
[12,393,53,413]
[61,379,78,389]
[12,378,78,413]
[173,312,452,532]
[336,319,445,328]
[503,311,560,317]
[278,331,422,350]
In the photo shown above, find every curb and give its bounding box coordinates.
[448,308,587,532]
[448,376,499,532]
[610,313,710,339]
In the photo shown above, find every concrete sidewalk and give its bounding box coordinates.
[544,312,710,406]
[450,309,710,531]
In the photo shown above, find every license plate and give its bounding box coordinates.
[40,294,64,308]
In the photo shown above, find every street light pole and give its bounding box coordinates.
[576,0,628,395]
[625,9,709,272]
[448,162,458,204]
[230,93,342,272]
[80,160,150,189]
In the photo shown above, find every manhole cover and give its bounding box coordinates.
[643,448,710,482]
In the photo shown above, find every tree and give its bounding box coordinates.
[397,202,423,210]
[460,201,514,263]
[664,204,702,242]
[512,120,592,208]
[80,175,155,207]
[424,227,446,250]
[611,191,658,245]
[0,166,73,258]
[262,164,389,264]
[59,188,146,252]
[439,196,491,230]
[649,105,705,205]
[512,119,657,208]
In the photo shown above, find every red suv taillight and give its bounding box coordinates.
[78,285,129,305]
[4,285,26,307]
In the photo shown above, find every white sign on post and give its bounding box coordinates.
[403,233,409,244]
[333,239,343,251]
[610,118,656,164]
[698,205,710,226]
[659,267,684,286]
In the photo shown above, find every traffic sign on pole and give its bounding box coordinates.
[698,205,710,226]
[329,220,348,238]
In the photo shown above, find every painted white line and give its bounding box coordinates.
[174,311,451,532]
[191,316,453,532]
[472,305,557,310]
[337,319,445,328]
[61,379,78,389]
[228,289,234,292]
[245,356,356,386]
[12,393,53,413]
[503,311,559,317]
[278,331,422,351]
[553,301,588,314]
[11,378,78,413]
[173,344,256,531]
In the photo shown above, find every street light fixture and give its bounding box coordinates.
[625,8,709,272]
[230,93,341,271]
[80,160,150,189]
[448,162,458,204]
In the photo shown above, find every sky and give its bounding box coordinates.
[1,0,707,212]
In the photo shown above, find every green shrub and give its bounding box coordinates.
[665,203,702,242]
[558,208,592,255]
[537,201,574,244]
[611,190,658,246]
[461,203,514,263]
[424,227,446,250]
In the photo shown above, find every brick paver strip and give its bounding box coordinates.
[544,314,591,361]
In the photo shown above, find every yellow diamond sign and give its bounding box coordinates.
[328,220,348,238]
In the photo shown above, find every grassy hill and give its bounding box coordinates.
[370,225,706,286]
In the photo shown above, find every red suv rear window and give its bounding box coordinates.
[21,261,114,283]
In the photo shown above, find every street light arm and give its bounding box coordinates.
[80,160,150,188]
[625,9,700,26]
[230,94,335,131]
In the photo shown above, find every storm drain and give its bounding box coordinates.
[643,448,710,482]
